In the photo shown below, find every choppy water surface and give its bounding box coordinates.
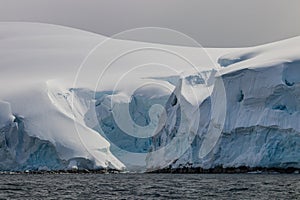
[0,173,299,199]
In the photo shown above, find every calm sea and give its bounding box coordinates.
[0,173,299,199]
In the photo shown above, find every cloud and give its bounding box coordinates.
[0,0,299,47]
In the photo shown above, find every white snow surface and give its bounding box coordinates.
[0,22,300,171]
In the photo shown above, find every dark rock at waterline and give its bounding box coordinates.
[147,166,300,174]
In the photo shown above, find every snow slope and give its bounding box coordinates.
[0,22,299,171]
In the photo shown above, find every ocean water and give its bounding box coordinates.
[0,173,299,199]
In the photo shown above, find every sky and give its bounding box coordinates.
[0,0,299,47]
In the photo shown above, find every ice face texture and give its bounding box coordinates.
[148,38,300,170]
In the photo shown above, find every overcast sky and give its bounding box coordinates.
[0,0,299,47]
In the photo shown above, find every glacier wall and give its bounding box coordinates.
[1,23,300,172]
[0,111,64,171]
[73,88,171,171]
[0,85,125,171]
[1,62,299,171]
[146,60,300,170]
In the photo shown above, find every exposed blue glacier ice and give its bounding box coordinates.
[0,115,63,171]
[147,57,300,171]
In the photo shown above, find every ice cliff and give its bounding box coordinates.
[0,22,299,171]
[147,37,300,170]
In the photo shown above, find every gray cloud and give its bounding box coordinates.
[0,0,299,47]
